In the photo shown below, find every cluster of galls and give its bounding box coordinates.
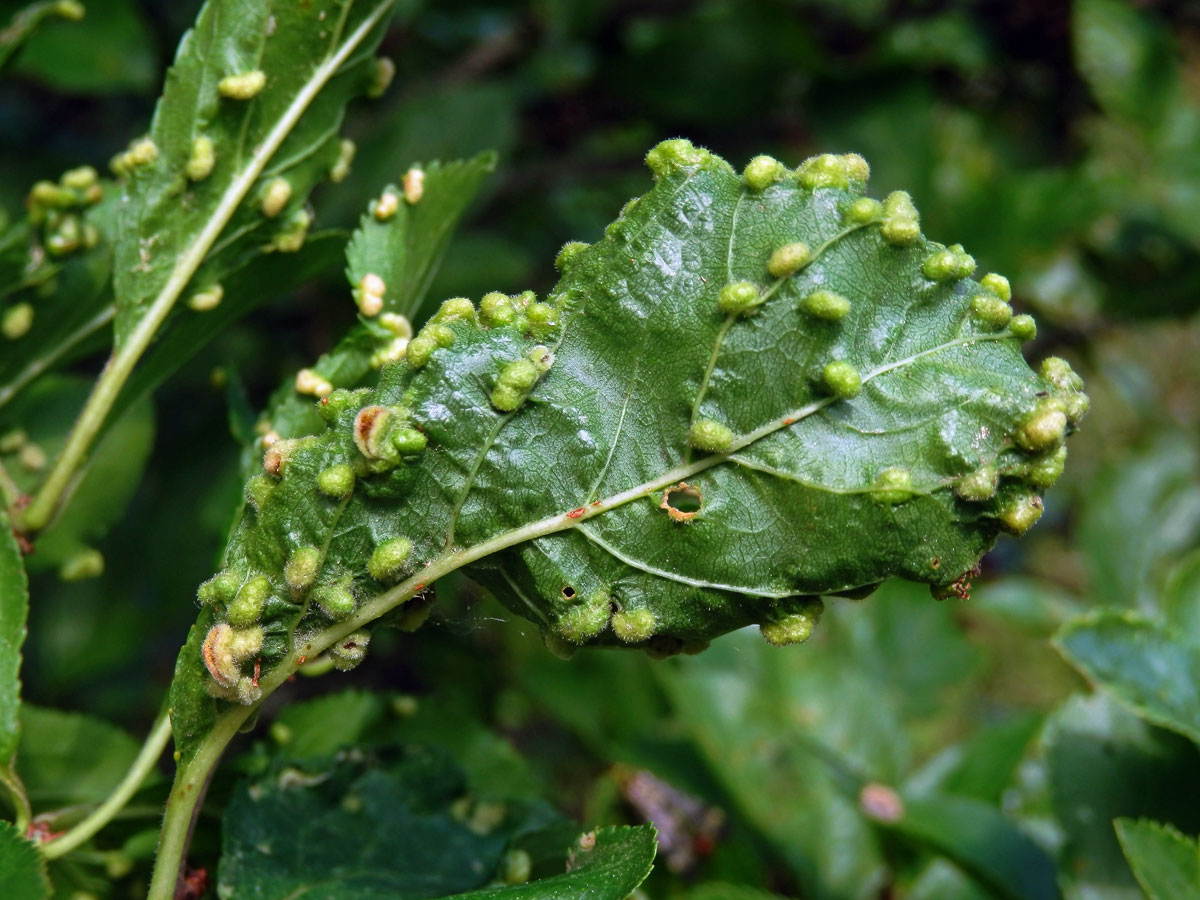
[3,166,105,342]
[198,389,434,702]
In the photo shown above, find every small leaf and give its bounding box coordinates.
[1114,819,1200,900]
[218,745,597,900]
[449,826,656,900]
[884,793,1062,900]
[346,153,498,321]
[1044,692,1200,892]
[0,508,30,812]
[1055,610,1200,744]
[16,705,147,809]
[0,0,84,73]
[0,820,50,900]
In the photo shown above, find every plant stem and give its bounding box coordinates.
[16,1,396,535]
[0,767,31,835]
[43,712,173,860]
[146,707,252,900]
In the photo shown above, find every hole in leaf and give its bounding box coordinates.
[561,586,576,600]
[661,482,702,522]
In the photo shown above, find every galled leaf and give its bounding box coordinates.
[112,0,399,343]
[171,143,1085,759]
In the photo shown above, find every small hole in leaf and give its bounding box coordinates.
[661,482,702,522]
[561,586,576,600]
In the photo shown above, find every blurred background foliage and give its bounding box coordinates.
[2,0,1199,898]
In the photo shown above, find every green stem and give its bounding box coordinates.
[17,0,396,534]
[0,766,31,835]
[43,712,173,860]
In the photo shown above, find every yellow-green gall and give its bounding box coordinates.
[330,139,356,183]
[372,190,399,220]
[406,335,437,369]
[434,297,476,323]
[1016,402,1067,452]
[1009,314,1037,341]
[295,367,333,397]
[718,280,761,316]
[187,284,224,312]
[529,344,555,374]
[526,302,556,333]
[368,536,413,582]
[186,136,215,181]
[60,547,104,582]
[427,323,456,347]
[760,599,823,646]
[645,138,707,180]
[611,608,656,643]
[45,216,81,256]
[18,443,45,472]
[743,155,785,191]
[403,167,424,204]
[871,467,914,504]
[367,56,395,98]
[202,623,263,688]
[480,292,516,326]
[271,208,311,253]
[1027,445,1067,489]
[260,177,292,218]
[245,473,275,511]
[491,358,540,412]
[823,360,862,399]
[284,547,321,592]
[0,429,25,454]
[30,180,75,210]
[922,244,975,281]
[228,574,271,627]
[330,630,371,671]
[125,137,158,168]
[501,849,532,886]
[880,191,920,246]
[843,153,870,182]
[1057,391,1090,424]
[555,241,588,272]
[313,578,356,620]
[2,303,34,340]
[354,272,386,317]
[317,464,356,498]
[556,591,611,644]
[970,295,1012,330]
[688,419,733,453]
[198,569,243,606]
[998,490,1043,535]
[767,241,811,278]
[53,1,85,21]
[218,70,266,99]
[955,466,998,502]
[1040,357,1083,392]
[60,165,97,191]
[844,196,883,225]
[392,426,427,455]
[801,289,851,321]
[979,272,1011,301]
[797,153,850,189]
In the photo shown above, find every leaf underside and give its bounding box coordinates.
[172,143,1082,756]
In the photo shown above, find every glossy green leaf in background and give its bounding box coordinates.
[0,508,29,817]
[1114,819,1200,900]
[0,819,49,900]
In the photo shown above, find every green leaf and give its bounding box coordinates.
[0,377,153,574]
[1073,0,1178,129]
[0,508,30,821]
[112,0,399,344]
[449,826,656,900]
[1056,610,1200,744]
[0,508,28,767]
[884,793,1061,900]
[1114,819,1200,900]
[345,153,498,321]
[0,820,50,900]
[172,144,1080,759]
[218,744,616,900]
[1044,693,1200,893]
[0,0,84,73]
[16,705,146,809]
[10,0,155,94]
